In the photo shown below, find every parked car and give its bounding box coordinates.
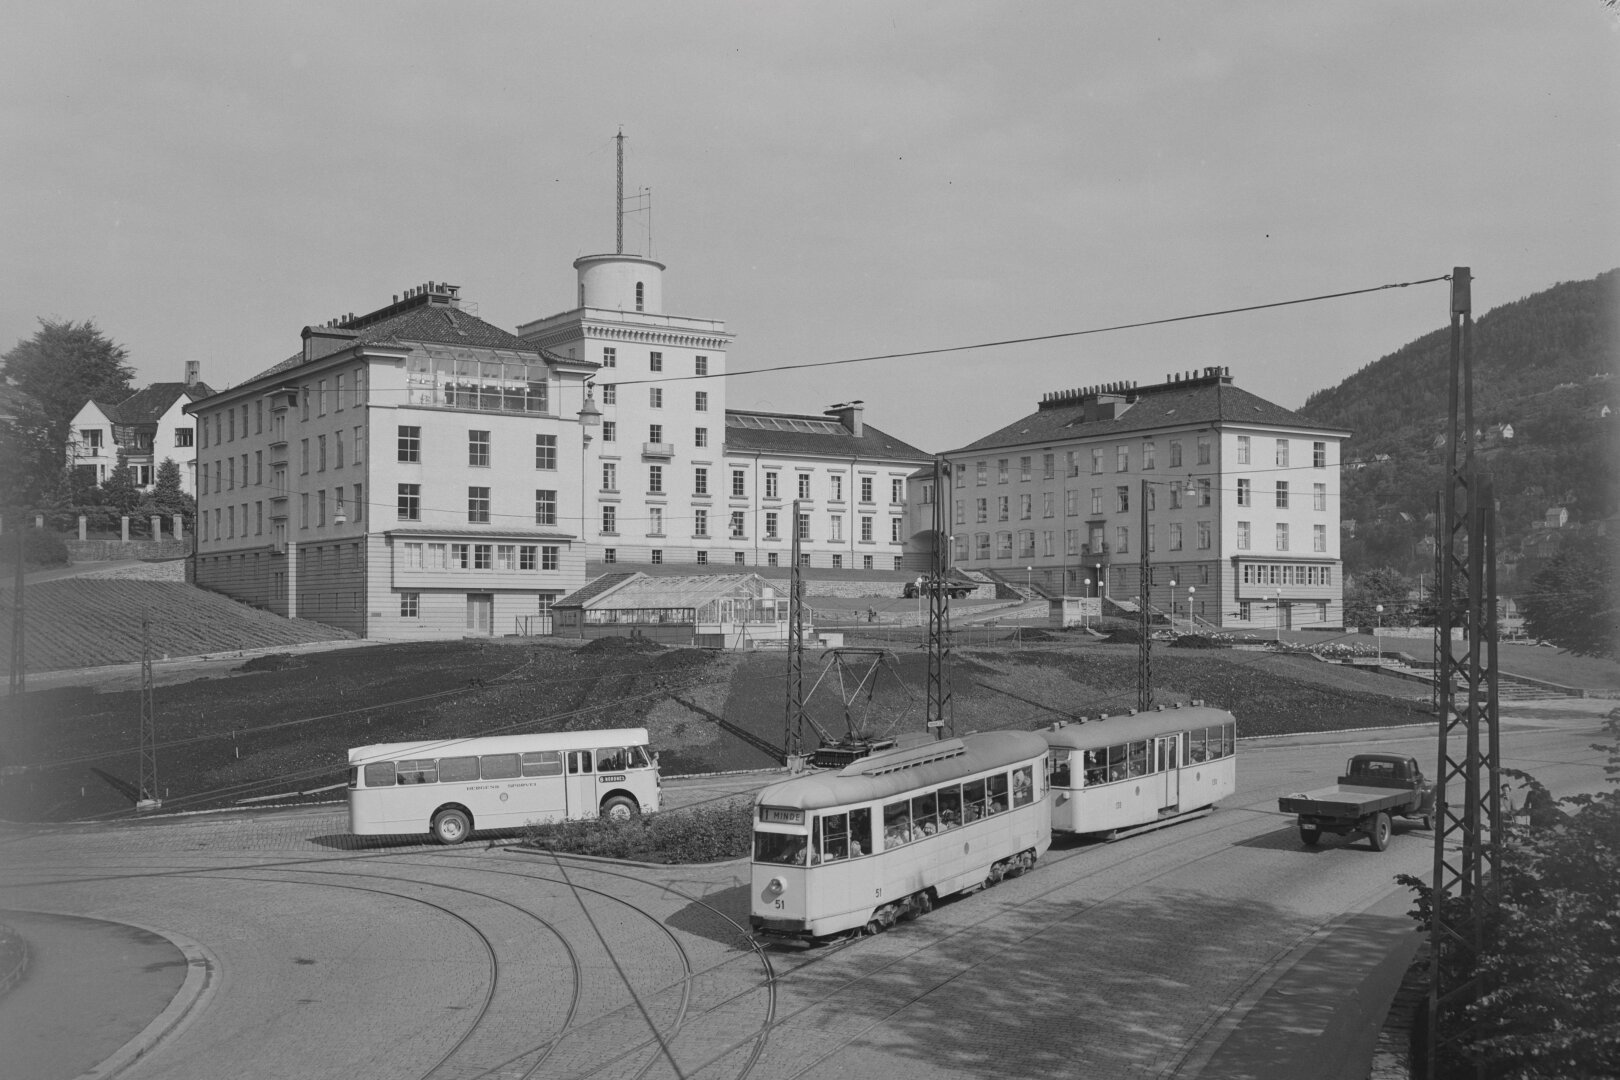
[902,579,976,599]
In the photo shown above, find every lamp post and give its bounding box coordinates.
[1187,585,1196,634]
[1083,578,1091,630]
[1274,589,1283,642]
[916,576,926,627]
[1374,603,1383,660]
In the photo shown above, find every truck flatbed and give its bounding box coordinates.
[1278,753,1435,851]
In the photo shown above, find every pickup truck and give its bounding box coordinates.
[1278,753,1435,851]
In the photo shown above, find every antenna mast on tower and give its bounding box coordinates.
[615,129,625,255]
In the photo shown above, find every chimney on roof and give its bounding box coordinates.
[825,401,864,437]
[184,360,200,388]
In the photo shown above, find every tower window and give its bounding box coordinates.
[635,282,644,311]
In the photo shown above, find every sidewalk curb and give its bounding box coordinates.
[69,918,219,1080]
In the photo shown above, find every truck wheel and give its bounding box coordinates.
[1299,825,1321,847]
[601,795,639,822]
[1370,812,1392,852]
[432,808,471,845]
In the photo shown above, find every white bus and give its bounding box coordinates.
[347,727,661,844]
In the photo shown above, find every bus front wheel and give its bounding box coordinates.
[432,808,471,845]
[601,795,639,822]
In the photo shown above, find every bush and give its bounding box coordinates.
[521,797,754,863]
[0,529,70,568]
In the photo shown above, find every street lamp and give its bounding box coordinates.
[1187,585,1196,634]
[1275,589,1283,642]
[1374,603,1383,661]
[1026,565,1033,597]
[1083,578,1092,630]
[916,576,926,626]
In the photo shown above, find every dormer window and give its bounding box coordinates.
[635,282,644,311]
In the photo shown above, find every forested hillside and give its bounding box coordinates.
[1300,270,1619,583]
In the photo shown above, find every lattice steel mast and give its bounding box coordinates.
[926,458,953,738]
[784,498,809,767]
[1428,267,1502,1078]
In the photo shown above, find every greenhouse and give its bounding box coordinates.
[551,572,797,648]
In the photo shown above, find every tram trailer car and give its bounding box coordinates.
[1041,704,1238,839]
[751,730,1052,946]
[348,727,660,844]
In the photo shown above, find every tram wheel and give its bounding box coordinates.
[914,890,934,916]
[432,808,471,845]
[864,920,884,936]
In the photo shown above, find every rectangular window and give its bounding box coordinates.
[651,549,663,564]
[1066,529,1080,556]
[1169,440,1183,468]
[1043,492,1055,518]
[397,483,420,521]
[1114,526,1128,554]
[730,511,746,538]
[1197,478,1212,507]
[648,507,664,534]
[831,514,843,541]
[1116,486,1129,513]
[1020,494,1032,519]
[1275,439,1289,467]
[1143,440,1156,470]
[1169,484,1183,510]
[300,440,309,474]
[334,431,345,469]
[1313,441,1326,468]
[535,434,557,470]
[602,505,617,533]
[734,551,746,565]
[648,464,663,494]
[976,533,991,560]
[1065,489,1079,516]
[1169,523,1183,551]
[798,473,812,499]
[399,426,421,462]
[316,379,327,416]
[401,592,420,618]
[1313,483,1327,511]
[694,508,708,536]
[468,487,490,523]
[469,430,490,467]
[861,516,874,542]
[602,462,617,491]
[601,384,616,405]
[1314,524,1327,552]
[765,511,779,538]
[496,544,516,571]
[694,426,708,447]
[1237,435,1250,464]
[831,553,842,569]
[353,483,363,523]
[1019,456,1032,482]
[861,476,874,502]
[976,460,987,486]
[695,390,708,411]
[799,513,811,541]
[1066,450,1080,477]
[862,554,873,570]
[1197,436,1211,465]
[695,355,708,376]
[649,387,663,408]
[601,420,616,443]
[998,496,1009,521]
[1091,448,1104,474]
[317,435,327,471]
[765,471,779,498]
[1197,521,1211,549]
[891,477,904,503]
[694,467,709,496]
[1237,478,1251,506]
[649,350,663,372]
[473,544,492,570]
[535,489,557,526]
[890,518,902,543]
[1237,521,1251,550]
[1276,482,1290,509]
[602,346,616,368]
[354,427,364,464]
[1091,488,1102,515]
[1276,523,1290,551]
[976,498,988,524]
[997,459,1009,483]
[1043,453,1055,480]
[732,470,745,497]
[832,474,843,500]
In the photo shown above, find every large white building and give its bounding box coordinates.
[516,252,929,572]
[187,282,597,638]
[931,368,1350,631]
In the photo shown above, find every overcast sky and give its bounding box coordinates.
[3,2,1616,452]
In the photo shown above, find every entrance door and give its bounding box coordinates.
[1156,735,1180,810]
[466,593,493,634]
[564,749,596,818]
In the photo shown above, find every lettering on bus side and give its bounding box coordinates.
[598,774,626,783]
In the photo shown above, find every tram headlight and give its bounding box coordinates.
[766,876,786,896]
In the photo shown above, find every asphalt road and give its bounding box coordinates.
[0,699,1610,1080]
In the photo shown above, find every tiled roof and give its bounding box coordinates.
[951,378,1349,455]
[724,410,930,462]
[113,382,217,424]
[247,297,543,385]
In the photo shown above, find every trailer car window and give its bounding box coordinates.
[439,756,479,783]
[1188,730,1207,762]
[1127,742,1148,778]
[963,778,987,820]
[1049,752,1071,788]
[913,791,939,836]
[1083,749,1107,786]
[987,772,1008,813]
[883,800,914,848]
[363,762,396,787]
[937,785,962,829]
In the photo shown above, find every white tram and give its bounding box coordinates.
[750,730,1051,945]
[1040,704,1237,838]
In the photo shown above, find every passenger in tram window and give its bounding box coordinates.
[987,773,1008,813]
[1107,745,1127,782]
[820,813,848,861]
[1188,730,1207,763]
[963,778,987,820]
[809,819,823,864]
[1049,752,1071,788]
[1127,741,1149,778]
[884,801,913,848]
[1012,766,1033,807]
[913,792,939,836]
[938,785,962,828]
[1083,749,1108,786]
[850,807,872,855]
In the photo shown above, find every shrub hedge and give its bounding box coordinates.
[521,797,755,863]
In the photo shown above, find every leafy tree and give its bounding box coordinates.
[0,318,136,458]
[0,388,60,511]
[1399,718,1620,1078]
[1344,566,1414,628]
[1519,533,1618,659]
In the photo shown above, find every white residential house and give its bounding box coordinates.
[66,362,212,492]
